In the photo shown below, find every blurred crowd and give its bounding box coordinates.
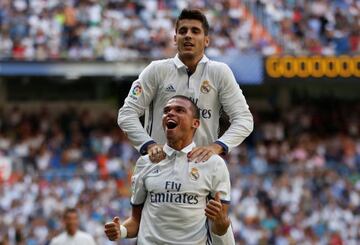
[0,0,263,61]
[0,101,359,244]
[1,0,358,61]
[248,0,360,55]
[0,107,138,244]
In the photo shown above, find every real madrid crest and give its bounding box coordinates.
[189,167,200,181]
[200,80,211,94]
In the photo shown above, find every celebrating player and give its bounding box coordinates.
[118,8,253,163]
[105,96,235,244]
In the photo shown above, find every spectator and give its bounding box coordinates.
[49,207,97,245]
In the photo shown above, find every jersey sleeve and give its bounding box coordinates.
[216,63,254,152]
[118,62,158,153]
[130,156,149,205]
[210,156,231,203]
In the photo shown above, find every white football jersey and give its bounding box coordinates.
[49,231,96,245]
[118,54,253,154]
[131,142,231,245]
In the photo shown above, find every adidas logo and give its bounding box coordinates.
[165,84,176,92]
[151,168,160,174]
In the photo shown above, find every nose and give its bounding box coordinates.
[184,30,192,39]
[167,108,176,116]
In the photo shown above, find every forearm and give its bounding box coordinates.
[211,224,235,245]
[217,109,253,151]
[208,143,224,155]
[118,104,154,152]
[218,64,254,151]
[211,217,230,235]
[122,216,141,238]
[122,205,143,238]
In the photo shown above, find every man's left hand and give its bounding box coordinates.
[205,192,230,236]
[188,143,223,163]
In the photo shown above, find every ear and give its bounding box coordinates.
[192,119,200,129]
[174,34,177,46]
[204,36,210,48]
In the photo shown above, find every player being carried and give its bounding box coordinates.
[105,96,235,244]
[118,8,253,163]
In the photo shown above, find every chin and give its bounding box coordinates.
[166,131,178,141]
[180,51,195,57]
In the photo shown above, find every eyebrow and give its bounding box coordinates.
[163,105,186,111]
[178,26,202,31]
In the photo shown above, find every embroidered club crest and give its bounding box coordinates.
[189,167,200,181]
[200,80,211,94]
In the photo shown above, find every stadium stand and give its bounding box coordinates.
[244,0,360,55]
[1,0,358,60]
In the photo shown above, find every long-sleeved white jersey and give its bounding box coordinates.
[118,54,253,154]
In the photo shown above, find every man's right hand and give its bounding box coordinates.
[104,217,121,241]
[147,144,166,163]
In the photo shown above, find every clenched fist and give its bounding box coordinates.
[104,217,121,241]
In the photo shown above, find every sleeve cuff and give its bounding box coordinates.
[130,202,145,207]
[140,140,156,155]
[214,140,229,155]
[208,195,231,205]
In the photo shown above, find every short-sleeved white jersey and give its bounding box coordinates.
[118,54,253,154]
[131,142,231,245]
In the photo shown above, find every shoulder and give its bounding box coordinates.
[206,60,233,80]
[206,154,227,170]
[207,60,230,71]
[140,58,173,77]
[149,58,176,71]
[151,57,174,65]
[77,231,95,240]
[50,233,66,244]
[136,155,152,168]
[141,58,175,80]
[134,155,158,175]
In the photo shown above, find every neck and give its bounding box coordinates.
[67,230,76,236]
[178,54,203,73]
[167,137,193,151]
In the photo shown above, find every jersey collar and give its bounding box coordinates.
[163,142,196,157]
[173,54,209,69]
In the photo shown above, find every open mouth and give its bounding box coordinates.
[166,119,178,129]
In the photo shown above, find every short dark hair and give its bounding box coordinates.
[175,9,209,35]
[169,95,200,119]
[63,207,77,219]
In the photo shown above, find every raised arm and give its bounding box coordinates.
[216,63,254,153]
[187,63,253,163]
[118,62,158,154]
